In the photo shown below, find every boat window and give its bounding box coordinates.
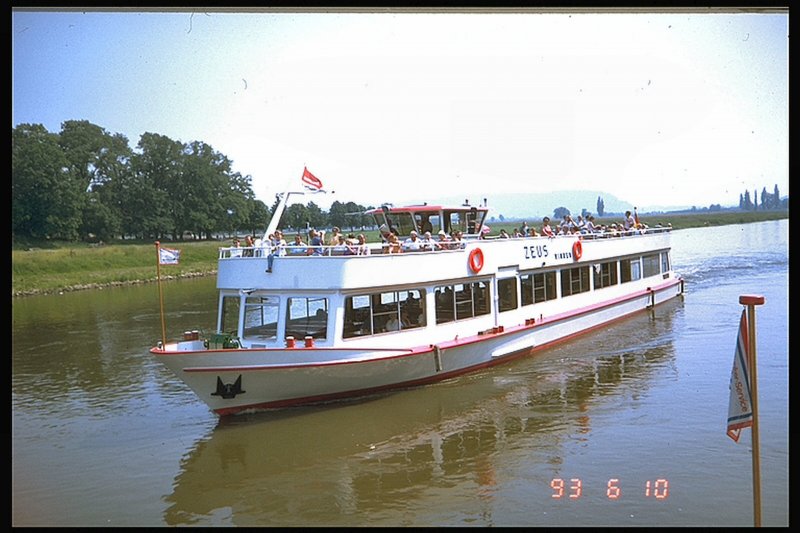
[385,212,416,238]
[343,289,426,338]
[219,294,240,335]
[445,212,463,235]
[642,253,660,278]
[592,261,618,289]
[242,295,280,340]
[285,297,328,340]
[414,212,439,234]
[620,258,642,283]
[661,251,671,274]
[498,278,518,312]
[343,295,372,338]
[435,280,490,323]
[631,259,642,281]
[561,266,591,297]
[521,271,557,306]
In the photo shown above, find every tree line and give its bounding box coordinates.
[14,120,786,244]
[12,120,375,243]
[739,186,785,211]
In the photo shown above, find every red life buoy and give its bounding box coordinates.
[468,247,484,273]
[572,239,583,261]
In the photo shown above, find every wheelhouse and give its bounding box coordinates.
[367,203,489,238]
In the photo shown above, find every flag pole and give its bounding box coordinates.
[739,294,765,527]
[156,241,167,347]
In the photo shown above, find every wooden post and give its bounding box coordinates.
[739,294,765,527]
[156,241,167,347]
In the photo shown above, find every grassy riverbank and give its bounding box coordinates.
[12,209,787,297]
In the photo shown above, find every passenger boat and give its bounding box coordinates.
[151,184,684,416]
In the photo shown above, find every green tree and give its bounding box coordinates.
[596,196,605,217]
[283,203,310,233]
[12,123,80,240]
[553,206,570,220]
[245,198,271,237]
[742,189,753,210]
[126,133,183,239]
[306,201,327,229]
[59,120,130,241]
[180,141,252,240]
[328,200,348,230]
[343,201,363,231]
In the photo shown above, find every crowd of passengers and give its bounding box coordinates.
[504,210,659,239]
[229,209,666,268]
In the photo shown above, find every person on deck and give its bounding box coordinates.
[402,231,423,252]
[351,234,371,255]
[541,217,555,238]
[307,229,324,256]
[265,230,286,272]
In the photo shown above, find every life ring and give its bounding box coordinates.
[468,247,484,273]
[572,239,583,261]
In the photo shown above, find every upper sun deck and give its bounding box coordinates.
[216,227,672,292]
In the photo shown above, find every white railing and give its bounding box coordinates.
[218,226,671,259]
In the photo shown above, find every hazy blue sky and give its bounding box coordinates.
[12,8,788,210]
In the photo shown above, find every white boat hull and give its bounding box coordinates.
[152,277,683,415]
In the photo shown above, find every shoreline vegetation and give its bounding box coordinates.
[12,210,788,298]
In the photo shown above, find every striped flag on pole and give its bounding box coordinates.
[301,166,324,192]
[727,309,753,442]
[159,246,181,265]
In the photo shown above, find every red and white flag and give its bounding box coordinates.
[301,166,324,192]
[727,309,753,442]
[159,246,181,265]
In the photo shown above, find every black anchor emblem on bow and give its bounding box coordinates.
[211,375,245,399]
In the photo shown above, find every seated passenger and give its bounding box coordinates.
[351,233,371,255]
[386,233,402,254]
[402,231,423,252]
[436,230,453,249]
[327,226,342,246]
[287,233,307,254]
[419,231,442,251]
[265,230,286,272]
[450,230,465,248]
[384,314,401,332]
[243,235,255,257]
[230,238,243,257]
[575,215,586,233]
[331,234,351,255]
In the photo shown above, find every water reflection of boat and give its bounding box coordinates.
[163,298,681,526]
[151,180,684,416]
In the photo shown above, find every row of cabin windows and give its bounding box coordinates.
[232,251,670,341]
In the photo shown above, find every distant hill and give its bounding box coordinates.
[426,190,682,221]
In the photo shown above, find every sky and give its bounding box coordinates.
[12,8,789,212]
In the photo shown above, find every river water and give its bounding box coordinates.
[11,220,788,527]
